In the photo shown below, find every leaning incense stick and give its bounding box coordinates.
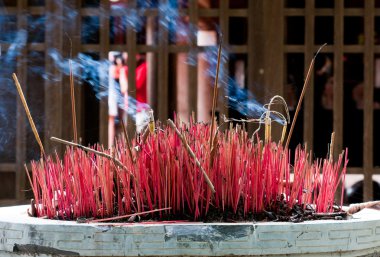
[66,34,78,143]
[12,73,45,155]
[167,119,216,193]
[285,43,327,149]
[69,59,78,143]
[209,34,223,152]
[50,136,134,179]
[347,201,380,214]
[90,207,171,223]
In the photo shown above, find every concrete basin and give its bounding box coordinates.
[0,205,380,256]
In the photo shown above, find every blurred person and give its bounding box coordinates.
[108,53,126,148]
[135,54,148,132]
[120,53,129,113]
[321,76,334,110]
[119,54,148,133]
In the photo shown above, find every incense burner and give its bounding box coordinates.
[1,205,380,257]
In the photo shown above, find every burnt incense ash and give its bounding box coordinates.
[26,112,348,222]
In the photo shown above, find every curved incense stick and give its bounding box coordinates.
[12,73,45,155]
[285,43,327,149]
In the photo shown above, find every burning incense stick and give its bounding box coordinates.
[50,136,134,179]
[348,201,380,214]
[12,73,45,155]
[209,34,223,152]
[285,43,327,149]
[148,109,155,134]
[66,34,78,143]
[90,207,172,223]
[69,59,78,143]
[280,124,287,145]
[329,131,335,161]
[167,119,216,193]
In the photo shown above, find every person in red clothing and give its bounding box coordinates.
[119,54,148,132]
[135,54,147,112]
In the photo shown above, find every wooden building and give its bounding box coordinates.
[0,0,380,205]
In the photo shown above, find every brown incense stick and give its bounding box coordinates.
[12,73,45,155]
[50,136,134,179]
[69,59,78,143]
[66,34,78,143]
[167,119,215,193]
[329,131,335,161]
[209,34,223,152]
[285,43,327,149]
[348,201,380,214]
[24,164,37,200]
[90,207,172,223]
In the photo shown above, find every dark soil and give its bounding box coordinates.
[91,199,347,223]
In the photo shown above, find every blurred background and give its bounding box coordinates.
[0,0,380,206]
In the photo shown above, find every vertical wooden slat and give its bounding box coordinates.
[146,16,157,112]
[247,0,255,94]
[333,0,344,160]
[70,1,82,142]
[61,4,72,142]
[363,0,374,201]
[333,0,344,203]
[264,0,284,140]
[188,0,198,119]
[248,0,259,135]
[15,0,28,201]
[62,0,80,143]
[127,0,137,134]
[157,0,169,121]
[99,0,110,146]
[218,0,229,118]
[303,0,315,148]
[251,0,265,101]
[45,0,63,154]
[264,1,284,97]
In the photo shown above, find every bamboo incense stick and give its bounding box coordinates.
[69,59,78,143]
[280,124,287,145]
[285,43,327,150]
[50,136,134,179]
[12,73,45,155]
[167,119,216,193]
[209,34,223,152]
[329,131,335,161]
[24,164,38,206]
[264,117,271,143]
[347,201,380,214]
[66,34,78,143]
